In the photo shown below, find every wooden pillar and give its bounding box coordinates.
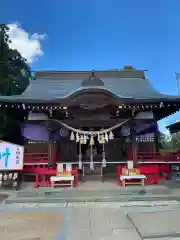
[131,121,137,166]
[48,131,54,167]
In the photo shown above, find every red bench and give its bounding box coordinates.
[137,165,160,184]
[117,164,160,185]
[34,166,79,188]
[158,164,171,180]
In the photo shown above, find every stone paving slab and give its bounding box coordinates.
[0,204,139,240]
[146,238,180,240]
[113,229,141,240]
[146,237,180,240]
[128,209,180,239]
[3,203,180,239]
[0,207,69,240]
[68,206,141,240]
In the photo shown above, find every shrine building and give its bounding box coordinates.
[0,66,180,180]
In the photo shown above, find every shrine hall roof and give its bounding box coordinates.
[0,68,180,103]
[166,121,180,134]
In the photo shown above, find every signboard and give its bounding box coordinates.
[0,141,24,171]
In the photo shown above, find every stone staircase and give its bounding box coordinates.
[82,164,103,181]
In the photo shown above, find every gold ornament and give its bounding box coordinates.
[80,135,84,144]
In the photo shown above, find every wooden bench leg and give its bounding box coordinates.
[71,180,73,188]
[51,181,54,188]
[122,180,125,188]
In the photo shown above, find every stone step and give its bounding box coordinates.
[82,175,103,181]
[5,195,180,204]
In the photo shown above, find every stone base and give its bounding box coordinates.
[128,210,180,239]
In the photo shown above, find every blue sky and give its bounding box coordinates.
[1,0,180,132]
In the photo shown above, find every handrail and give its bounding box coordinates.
[127,151,180,161]
[24,152,180,166]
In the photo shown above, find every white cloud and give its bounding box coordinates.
[7,23,46,63]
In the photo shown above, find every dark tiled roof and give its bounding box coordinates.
[166,121,180,134]
[0,69,179,103]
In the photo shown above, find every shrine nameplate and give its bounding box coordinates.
[71,93,114,110]
[0,141,24,171]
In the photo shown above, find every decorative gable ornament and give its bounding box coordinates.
[121,126,130,136]
[81,71,104,87]
[59,127,68,137]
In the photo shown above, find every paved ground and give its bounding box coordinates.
[128,210,180,239]
[4,181,180,204]
[0,210,65,239]
[1,181,180,239]
[1,203,180,239]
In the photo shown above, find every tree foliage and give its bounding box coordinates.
[159,131,180,151]
[0,24,33,95]
[0,24,32,140]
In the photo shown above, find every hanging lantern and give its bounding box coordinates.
[105,132,108,142]
[80,135,84,144]
[90,135,94,145]
[70,131,75,141]
[109,131,114,140]
[76,133,80,142]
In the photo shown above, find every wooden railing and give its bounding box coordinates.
[23,152,57,176]
[127,151,180,163]
[24,153,48,165]
[24,151,180,166]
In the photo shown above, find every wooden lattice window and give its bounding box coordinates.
[136,133,154,142]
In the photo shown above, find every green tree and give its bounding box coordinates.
[0,24,33,95]
[0,24,32,140]
[160,132,180,151]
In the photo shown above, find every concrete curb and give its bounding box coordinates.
[5,195,180,204]
[5,200,180,207]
